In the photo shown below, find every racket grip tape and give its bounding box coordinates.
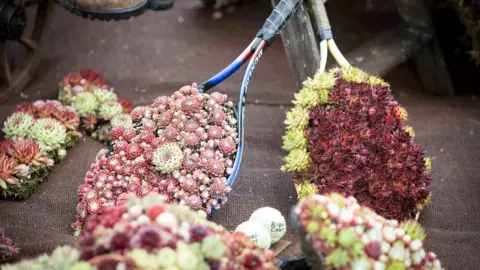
[309,0,333,40]
[256,0,302,46]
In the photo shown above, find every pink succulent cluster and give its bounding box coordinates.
[295,193,443,270]
[75,193,278,270]
[73,84,238,233]
[0,230,18,264]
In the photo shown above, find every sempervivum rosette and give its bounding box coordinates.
[57,69,133,144]
[282,67,432,221]
[73,84,238,234]
[294,193,442,270]
[0,139,54,199]
[0,230,18,264]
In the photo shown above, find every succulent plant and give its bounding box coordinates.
[28,118,67,152]
[1,245,84,270]
[93,87,118,103]
[58,69,105,104]
[80,115,98,132]
[72,92,99,117]
[1,139,52,167]
[0,230,18,264]
[282,67,432,221]
[74,193,278,269]
[73,84,238,232]
[0,100,80,199]
[2,113,35,139]
[153,142,184,173]
[12,100,81,135]
[295,193,443,270]
[0,153,20,190]
[118,98,133,113]
[57,69,133,144]
[110,113,133,128]
[51,107,81,132]
[98,100,123,120]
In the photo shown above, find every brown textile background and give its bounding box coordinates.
[1,0,479,269]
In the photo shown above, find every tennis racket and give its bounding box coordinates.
[198,0,303,215]
[104,0,303,215]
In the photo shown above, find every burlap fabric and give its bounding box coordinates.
[1,1,479,269]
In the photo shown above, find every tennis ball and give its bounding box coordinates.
[249,207,287,244]
[235,220,271,249]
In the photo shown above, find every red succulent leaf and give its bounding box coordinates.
[80,68,105,87]
[0,153,19,185]
[118,99,133,113]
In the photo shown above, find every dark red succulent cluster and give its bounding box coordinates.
[296,73,431,221]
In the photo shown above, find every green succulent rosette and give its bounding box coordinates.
[72,92,99,117]
[152,142,184,174]
[28,118,67,153]
[110,113,133,128]
[93,87,118,103]
[2,113,35,139]
[98,100,123,120]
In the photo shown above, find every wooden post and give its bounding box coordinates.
[272,0,455,96]
[396,0,455,96]
[270,0,321,90]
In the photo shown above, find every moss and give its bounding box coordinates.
[1,166,51,200]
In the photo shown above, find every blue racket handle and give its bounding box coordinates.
[256,0,302,45]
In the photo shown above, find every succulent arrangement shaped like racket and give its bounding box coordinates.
[293,193,443,270]
[282,0,433,222]
[282,67,432,221]
[73,84,239,234]
[58,69,133,144]
[4,193,278,270]
[0,100,82,199]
